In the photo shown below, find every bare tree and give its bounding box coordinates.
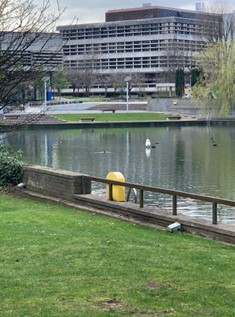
[96,74,111,97]
[199,0,235,44]
[108,73,126,97]
[0,0,64,112]
[166,41,187,71]
[126,72,146,97]
[65,53,99,97]
[65,68,82,96]
[192,1,235,116]
[165,39,198,88]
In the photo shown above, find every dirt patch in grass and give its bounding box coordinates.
[97,297,173,316]
[99,298,125,310]
[146,281,166,289]
[128,309,174,316]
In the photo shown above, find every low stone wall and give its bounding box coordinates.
[148,98,202,116]
[22,165,91,201]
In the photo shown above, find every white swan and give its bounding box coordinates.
[145,139,151,148]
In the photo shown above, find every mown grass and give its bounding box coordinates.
[1,194,235,317]
[51,112,168,122]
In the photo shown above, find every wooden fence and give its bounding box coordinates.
[82,175,235,225]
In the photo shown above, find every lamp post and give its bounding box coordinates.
[124,76,132,112]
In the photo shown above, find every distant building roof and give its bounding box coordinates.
[106,5,220,22]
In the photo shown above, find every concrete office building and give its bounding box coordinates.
[1,32,63,71]
[0,32,63,103]
[0,32,63,71]
[57,5,221,95]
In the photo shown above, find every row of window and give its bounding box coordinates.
[63,39,205,56]
[64,55,193,70]
[18,52,63,67]
[61,20,217,40]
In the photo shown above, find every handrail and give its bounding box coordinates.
[82,175,235,225]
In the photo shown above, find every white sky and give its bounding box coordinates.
[53,0,206,26]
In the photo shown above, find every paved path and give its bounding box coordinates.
[23,101,147,115]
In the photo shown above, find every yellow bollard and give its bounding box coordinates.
[106,172,125,202]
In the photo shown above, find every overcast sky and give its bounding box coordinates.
[54,0,212,26]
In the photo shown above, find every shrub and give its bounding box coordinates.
[0,143,24,186]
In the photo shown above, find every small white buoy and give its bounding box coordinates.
[145,139,151,148]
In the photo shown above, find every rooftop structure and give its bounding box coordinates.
[105,5,215,22]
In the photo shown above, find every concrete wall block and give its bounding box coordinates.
[22,165,91,200]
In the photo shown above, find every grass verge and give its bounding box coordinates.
[51,112,168,122]
[1,194,235,317]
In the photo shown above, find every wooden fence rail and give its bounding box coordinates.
[82,175,235,225]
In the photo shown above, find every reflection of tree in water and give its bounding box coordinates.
[174,136,185,188]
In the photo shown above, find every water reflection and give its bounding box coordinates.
[4,126,235,223]
[145,147,151,158]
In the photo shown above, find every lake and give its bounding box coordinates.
[5,125,235,223]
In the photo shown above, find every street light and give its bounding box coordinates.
[124,76,132,112]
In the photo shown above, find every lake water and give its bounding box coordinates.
[5,125,235,223]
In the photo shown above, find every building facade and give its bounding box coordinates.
[1,32,63,71]
[57,5,221,95]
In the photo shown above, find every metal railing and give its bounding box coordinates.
[81,175,235,225]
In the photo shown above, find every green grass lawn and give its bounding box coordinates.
[1,194,235,317]
[51,112,168,122]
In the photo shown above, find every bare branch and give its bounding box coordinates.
[0,0,67,132]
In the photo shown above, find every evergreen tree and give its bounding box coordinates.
[175,69,185,97]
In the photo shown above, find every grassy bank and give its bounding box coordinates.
[51,112,168,122]
[1,194,235,317]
